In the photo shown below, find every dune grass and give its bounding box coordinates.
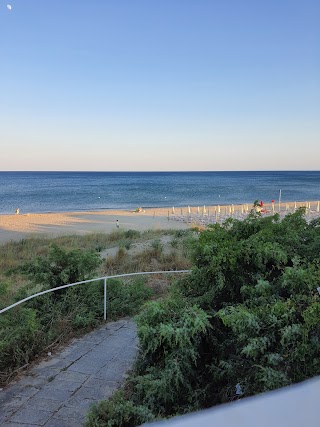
[0,228,195,385]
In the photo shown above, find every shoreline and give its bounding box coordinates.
[0,199,318,217]
[0,201,318,244]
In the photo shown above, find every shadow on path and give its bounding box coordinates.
[0,319,138,427]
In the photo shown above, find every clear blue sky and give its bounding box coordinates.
[0,0,319,171]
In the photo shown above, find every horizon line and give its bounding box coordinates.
[0,169,320,173]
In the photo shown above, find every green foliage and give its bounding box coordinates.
[124,230,141,239]
[106,279,153,319]
[86,391,156,427]
[0,245,153,384]
[0,308,41,376]
[151,239,163,253]
[133,298,211,413]
[19,244,102,289]
[89,208,320,426]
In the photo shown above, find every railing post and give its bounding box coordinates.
[104,277,107,321]
[0,270,191,316]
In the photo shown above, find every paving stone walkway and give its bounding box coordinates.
[0,318,138,427]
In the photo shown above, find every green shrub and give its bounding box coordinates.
[124,230,141,239]
[133,297,211,413]
[86,391,156,427]
[0,308,42,382]
[19,244,102,290]
[106,279,153,319]
[151,239,163,253]
[88,208,320,425]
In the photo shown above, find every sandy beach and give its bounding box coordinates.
[0,208,188,243]
[0,201,318,244]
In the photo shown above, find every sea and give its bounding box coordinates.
[0,171,319,215]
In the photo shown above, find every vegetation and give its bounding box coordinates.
[87,209,320,426]
[0,229,193,385]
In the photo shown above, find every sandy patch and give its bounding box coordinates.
[100,235,174,260]
[0,201,317,244]
[0,210,188,243]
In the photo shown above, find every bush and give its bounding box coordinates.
[0,308,42,380]
[124,230,141,239]
[87,391,156,427]
[19,244,102,290]
[0,248,92,380]
[106,279,153,319]
[0,246,155,384]
[88,209,320,425]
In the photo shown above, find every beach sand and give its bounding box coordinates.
[0,209,188,243]
[0,201,317,244]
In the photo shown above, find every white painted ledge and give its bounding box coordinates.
[143,376,320,427]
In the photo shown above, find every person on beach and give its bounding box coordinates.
[260,200,266,213]
[116,219,119,229]
[15,208,20,215]
[253,200,262,213]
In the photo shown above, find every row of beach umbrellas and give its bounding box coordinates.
[169,201,320,225]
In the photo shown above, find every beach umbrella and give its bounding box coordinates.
[317,201,320,213]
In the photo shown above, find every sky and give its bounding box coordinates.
[0,0,319,171]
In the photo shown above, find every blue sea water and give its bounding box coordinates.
[0,171,319,215]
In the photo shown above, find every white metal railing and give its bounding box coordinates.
[0,270,191,320]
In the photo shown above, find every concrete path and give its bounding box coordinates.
[0,319,138,427]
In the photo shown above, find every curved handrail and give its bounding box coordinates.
[0,270,192,319]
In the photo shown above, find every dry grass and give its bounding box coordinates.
[0,229,195,298]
